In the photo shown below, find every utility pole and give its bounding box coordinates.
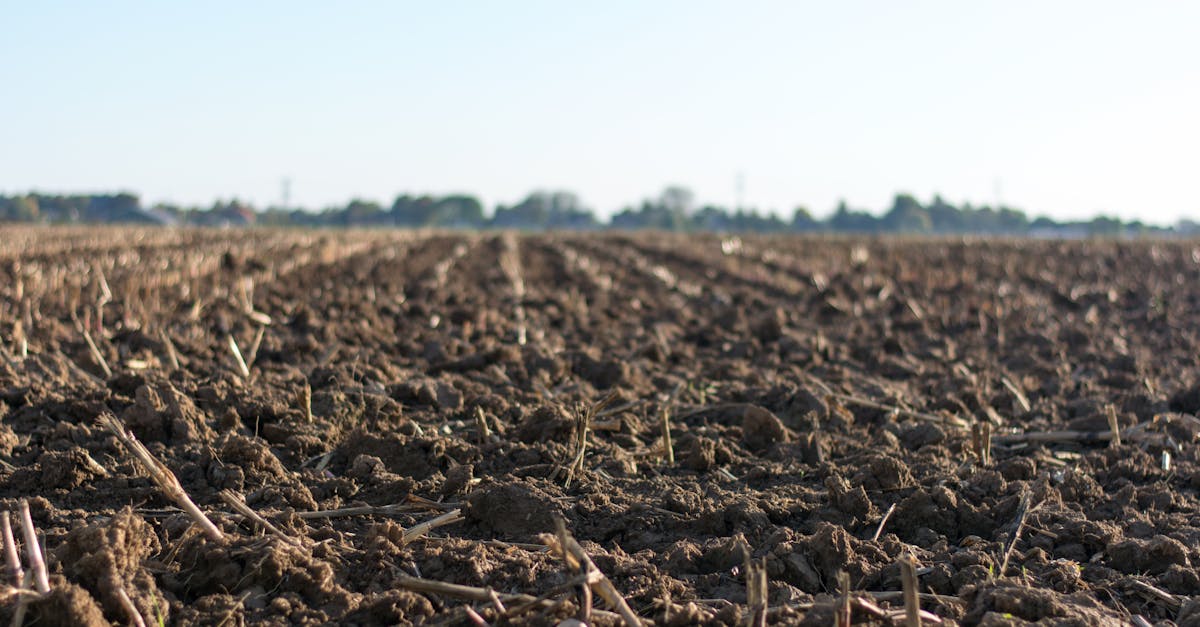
[281,178,292,210]
[735,171,745,211]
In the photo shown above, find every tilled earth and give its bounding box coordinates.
[1,227,1199,626]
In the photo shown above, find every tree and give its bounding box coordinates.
[391,195,438,226]
[882,194,931,232]
[792,206,819,231]
[1088,215,1122,236]
[82,193,144,222]
[693,205,731,231]
[659,186,694,216]
[609,186,697,230]
[996,207,1029,233]
[430,195,484,227]
[339,199,384,225]
[3,195,39,221]
[828,200,878,232]
[926,195,961,232]
[492,191,596,229]
[492,193,550,229]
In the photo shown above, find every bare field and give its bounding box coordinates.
[1,226,1199,625]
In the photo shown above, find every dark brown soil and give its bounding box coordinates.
[1,226,1199,625]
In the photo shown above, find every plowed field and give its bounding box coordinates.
[1,227,1198,626]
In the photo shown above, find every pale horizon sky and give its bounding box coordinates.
[2,2,1198,224]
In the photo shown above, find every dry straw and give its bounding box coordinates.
[100,414,225,542]
[18,500,49,594]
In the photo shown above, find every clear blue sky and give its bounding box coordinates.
[2,2,1197,223]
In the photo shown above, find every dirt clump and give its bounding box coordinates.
[55,509,165,624]
[20,579,109,627]
[466,479,563,540]
[740,405,791,452]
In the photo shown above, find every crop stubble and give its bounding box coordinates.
[0,226,1199,625]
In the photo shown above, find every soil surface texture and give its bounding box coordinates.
[1,226,1199,626]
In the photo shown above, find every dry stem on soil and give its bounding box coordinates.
[0,511,22,588]
[100,413,225,542]
[17,500,49,594]
[548,516,643,627]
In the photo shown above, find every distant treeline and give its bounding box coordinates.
[1,188,1193,236]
